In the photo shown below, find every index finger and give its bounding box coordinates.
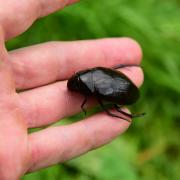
[0,0,79,40]
[10,38,142,90]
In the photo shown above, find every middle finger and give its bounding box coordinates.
[19,67,144,128]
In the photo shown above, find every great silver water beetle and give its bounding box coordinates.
[67,64,144,122]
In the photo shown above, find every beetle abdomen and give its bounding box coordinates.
[91,67,139,105]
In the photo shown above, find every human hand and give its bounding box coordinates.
[0,1,144,179]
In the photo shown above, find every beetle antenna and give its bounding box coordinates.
[112,64,141,70]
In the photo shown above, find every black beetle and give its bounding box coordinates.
[67,64,144,122]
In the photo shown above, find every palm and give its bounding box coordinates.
[0,1,143,179]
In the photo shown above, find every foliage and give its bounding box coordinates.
[7,0,180,179]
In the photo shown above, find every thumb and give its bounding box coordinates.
[0,28,29,179]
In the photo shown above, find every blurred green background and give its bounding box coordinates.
[7,0,180,179]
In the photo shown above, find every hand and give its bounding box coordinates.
[0,1,144,179]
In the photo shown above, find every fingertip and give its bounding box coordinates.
[119,66,144,87]
[97,37,143,66]
[119,37,143,64]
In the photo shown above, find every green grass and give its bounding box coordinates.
[7,0,180,179]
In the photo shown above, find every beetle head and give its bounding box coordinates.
[67,74,80,92]
[67,73,92,96]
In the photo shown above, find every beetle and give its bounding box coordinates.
[67,64,144,122]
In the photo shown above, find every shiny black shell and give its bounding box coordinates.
[67,67,139,105]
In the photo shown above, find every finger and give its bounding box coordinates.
[1,0,79,40]
[28,109,130,172]
[19,67,143,128]
[10,38,142,89]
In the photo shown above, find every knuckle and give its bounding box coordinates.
[0,93,19,113]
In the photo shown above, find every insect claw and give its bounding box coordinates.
[131,112,146,118]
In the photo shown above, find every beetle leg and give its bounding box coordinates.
[81,97,88,115]
[112,64,141,70]
[96,99,131,122]
[114,104,132,118]
[114,104,146,118]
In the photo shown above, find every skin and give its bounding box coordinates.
[0,0,144,179]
